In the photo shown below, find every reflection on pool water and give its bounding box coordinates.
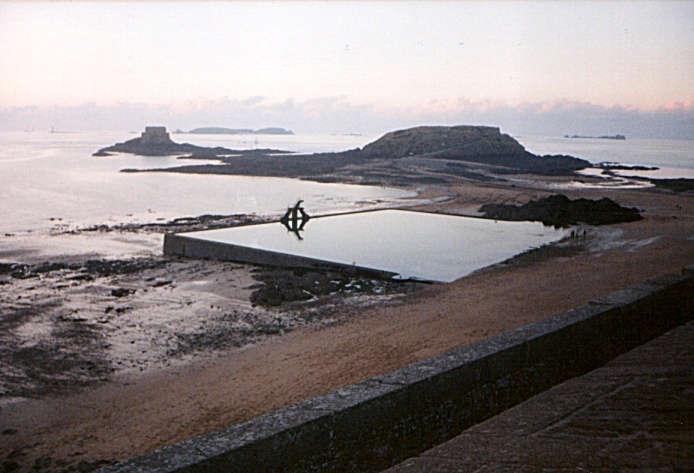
[183,210,567,283]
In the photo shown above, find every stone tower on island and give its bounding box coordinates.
[140,126,172,145]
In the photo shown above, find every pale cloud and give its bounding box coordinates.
[661,101,694,112]
[0,97,692,140]
[2,1,692,113]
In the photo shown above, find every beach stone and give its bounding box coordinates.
[111,288,135,298]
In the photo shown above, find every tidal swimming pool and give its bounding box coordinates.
[174,209,566,283]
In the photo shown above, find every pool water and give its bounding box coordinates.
[180,209,566,283]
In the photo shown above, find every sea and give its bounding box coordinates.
[518,135,694,180]
[0,131,404,235]
[0,130,692,238]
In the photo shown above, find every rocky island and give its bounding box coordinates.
[359,126,590,176]
[95,125,693,192]
[93,126,289,157]
[100,125,591,184]
[93,126,231,157]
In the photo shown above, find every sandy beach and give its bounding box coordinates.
[1,177,692,472]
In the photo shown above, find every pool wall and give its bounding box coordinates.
[163,232,399,278]
[163,209,565,282]
[102,266,693,473]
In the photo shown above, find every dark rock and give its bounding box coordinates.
[189,148,227,159]
[93,126,233,157]
[73,213,268,235]
[597,162,658,171]
[479,194,643,227]
[66,274,94,282]
[649,178,694,193]
[33,262,71,274]
[5,451,22,461]
[76,459,114,472]
[3,261,81,279]
[444,163,506,182]
[0,263,25,275]
[105,125,590,183]
[249,268,422,307]
[1,460,20,472]
[82,258,165,277]
[93,126,292,157]
[362,125,526,158]
[31,455,52,470]
[11,268,36,279]
[361,125,590,176]
[151,280,173,287]
[251,277,313,306]
[110,288,135,298]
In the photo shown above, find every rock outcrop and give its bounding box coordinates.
[479,194,643,227]
[362,125,525,158]
[249,268,420,307]
[93,126,238,157]
[361,125,589,175]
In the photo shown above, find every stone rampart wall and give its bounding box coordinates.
[102,267,693,473]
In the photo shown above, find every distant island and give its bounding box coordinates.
[564,134,626,140]
[178,127,294,135]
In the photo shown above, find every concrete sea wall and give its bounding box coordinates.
[164,233,398,278]
[102,267,693,472]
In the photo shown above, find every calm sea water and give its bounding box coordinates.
[518,135,694,179]
[0,131,691,236]
[0,131,408,234]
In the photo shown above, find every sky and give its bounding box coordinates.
[0,1,692,138]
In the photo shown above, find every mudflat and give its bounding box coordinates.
[1,178,692,472]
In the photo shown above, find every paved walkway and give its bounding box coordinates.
[385,321,693,472]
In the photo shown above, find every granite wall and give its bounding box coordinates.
[102,267,693,473]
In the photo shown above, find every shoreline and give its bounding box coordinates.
[1,177,693,472]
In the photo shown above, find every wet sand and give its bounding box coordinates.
[1,179,693,472]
